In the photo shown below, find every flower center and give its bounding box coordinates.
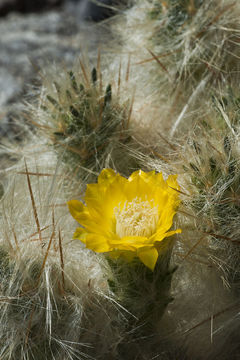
[114,197,159,238]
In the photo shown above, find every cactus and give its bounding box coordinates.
[32,62,141,181]
[178,91,240,287]
[0,0,240,359]
[0,155,123,359]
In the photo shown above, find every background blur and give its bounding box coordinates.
[0,0,118,143]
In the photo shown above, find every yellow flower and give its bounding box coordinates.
[68,169,181,270]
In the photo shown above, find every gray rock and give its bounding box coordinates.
[0,8,108,144]
[0,68,21,107]
[67,0,114,21]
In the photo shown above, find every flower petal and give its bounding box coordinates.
[68,200,103,235]
[73,227,87,243]
[85,173,127,233]
[128,169,155,182]
[125,170,154,201]
[118,236,149,249]
[151,228,182,243]
[167,174,180,192]
[98,168,117,184]
[68,200,85,222]
[85,234,110,252]
[137,247,159,271]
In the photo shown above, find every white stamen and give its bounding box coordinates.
[114,197,159,237]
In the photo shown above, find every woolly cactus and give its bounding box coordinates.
[0,0,240,359]
[31,61,140,181]
[0,154,123,359]
[147,0,240,87]
[179,92,240,285]
[111,0,240,137]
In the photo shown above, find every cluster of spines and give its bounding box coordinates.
[38,63,138,180]
[179,90,240,285]
[0,161,124,360]
[146,0,240,92]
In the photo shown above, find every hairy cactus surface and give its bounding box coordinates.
[0,0,240,359]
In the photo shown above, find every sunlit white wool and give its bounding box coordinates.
[114,197,159,237]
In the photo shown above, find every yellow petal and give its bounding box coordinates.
[137,247,159,271]
[151,228,181,243]
[98,168,117,184]
[166,174,180,190]
[68,197,113,236]
[153,229,181,254]
[73,227,87,243]
[117,236,149,249]
[85,183,107,218]
[85,234,110,252]
[167,174,181,201]
[163,228,182,238]
[68,200,85,222]
[85,173,127,232]
[128,169,155,182]
[157,207,176,233]
[125,171,153,201]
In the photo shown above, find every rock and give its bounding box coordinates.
[0,7,111,144]
[0,11,80,107]
[0,68,21,107]
[66,0,129,21]
[69,0,115,21]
